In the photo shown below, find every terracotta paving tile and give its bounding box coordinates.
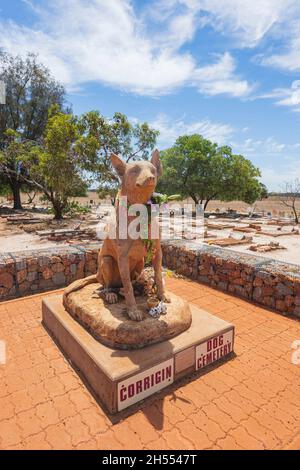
[203,419,226,443]
[75,438,98,450]
[144,437,167,450]
[199,402,237,433]
[80,407,109,435]
[64,414,91,446]
[27,382,50,406]
[139,402,172,433]
[0,397,15,421]
[58,371,81,392]
[216,434,241,450]
[45,422,73,450]
[52,394,77,420]
[163,428,195,450]
[252,409,292,443]
[16,408,43,439]
[283,433,300,450]
[213,395,249,423]
[170,390,199,418]
[161,397,186,425]
[229,426,265,450]
[232,383,267,408]
[127,411,159,445]
[0,279,300,449]
[43,375,66,397]
[35,401,60,428]
[23,431,52,450]
[261,400,298,432]
[67,388,94,412]
[240,416,281,449]
[95,430,125,450]
[112,421,144,450]
[223,389,258,414]
[0,418,22,448]
[175,417,211,449]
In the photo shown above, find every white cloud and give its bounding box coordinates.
[260,163,300,190]
[230,136,300,190]
[233,136,286,155]
[159,0,299,47]
[0,0,252,97]
[149,113,234,147]
[147,111,300,191]
[199,0,298,47]
[194,52,254,97]
[262,21,300,72]
[258,81,300,111]
[155,0,300,101]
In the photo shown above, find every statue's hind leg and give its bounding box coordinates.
[130,258,144,282]
[98,256,121,304]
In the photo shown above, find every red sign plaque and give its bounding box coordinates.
[195,329,234,370]
[117,359,174,411]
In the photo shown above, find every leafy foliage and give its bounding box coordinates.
[0,51,68,141]
[27,107,90,219]
[0,51,68,209]
[158,134,263,209]
[47,200,91,217]
[0,129,38,208]
[78,111,159,203]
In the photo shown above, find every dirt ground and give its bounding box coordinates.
[205,196,300,218]
[203,223,300,265]
[0,207,106,253]
[1,201,300,265]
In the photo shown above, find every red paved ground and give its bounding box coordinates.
[0,277,299,450]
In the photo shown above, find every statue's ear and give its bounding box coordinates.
[151,149,162,178]
[110,153,126,178]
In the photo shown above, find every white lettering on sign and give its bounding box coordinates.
[195,329,234,370]
[117,359,174,411]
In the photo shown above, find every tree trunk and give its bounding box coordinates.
[293,205,299,224]
[9,180,23,210]
[204,199,211,211]
[52,200,64,220]
[53,207,63,220]
[27,191,36,204]
[190,194,199,205]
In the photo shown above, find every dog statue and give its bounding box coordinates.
[63,149,169,322]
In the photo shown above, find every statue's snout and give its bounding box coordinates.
[136,174,155,187]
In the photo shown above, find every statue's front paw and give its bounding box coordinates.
[127,307,144,322]
[105,292,118,304]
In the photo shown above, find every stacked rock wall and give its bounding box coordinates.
[1,240,300,318]
[161,240,300,317]
[0,244,100,300]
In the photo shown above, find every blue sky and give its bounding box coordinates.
[1,0,300,190]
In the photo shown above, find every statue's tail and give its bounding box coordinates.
[63,274,98,307]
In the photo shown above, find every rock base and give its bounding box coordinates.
[63,282,192,349]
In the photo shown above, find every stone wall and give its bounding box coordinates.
[1,240,300,318]
[0,244,101,301]
[162,240,300,318]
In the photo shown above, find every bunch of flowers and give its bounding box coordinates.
[142,193,181,264]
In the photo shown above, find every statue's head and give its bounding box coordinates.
[110,150,162,198]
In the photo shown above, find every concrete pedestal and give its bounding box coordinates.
[42,295,234,414]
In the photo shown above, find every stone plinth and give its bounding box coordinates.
[63,284,192,350]
[42,295,234,414]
